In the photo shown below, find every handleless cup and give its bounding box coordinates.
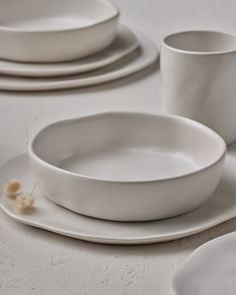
[161,30,236,144]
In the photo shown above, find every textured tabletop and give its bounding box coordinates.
[1,0,236,294]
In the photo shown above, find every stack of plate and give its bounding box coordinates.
[0,0,159,91]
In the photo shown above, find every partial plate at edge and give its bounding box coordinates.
[0,25,138,77]
[0,29,159,91]
[1,152,236,244]
[172,232,236,295]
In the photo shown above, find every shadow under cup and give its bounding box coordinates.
[161,30,236,144]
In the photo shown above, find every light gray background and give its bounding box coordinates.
[1,0,236,294]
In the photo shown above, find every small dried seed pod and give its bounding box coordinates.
[14,194,34,212]
[3,179,21,197]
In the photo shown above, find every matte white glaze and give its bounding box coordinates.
[0,0,119,62]
[29,112,226,221]
[161,30,236,144]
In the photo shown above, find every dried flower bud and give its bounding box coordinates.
[3,179,21,196]
[14,194,34,212]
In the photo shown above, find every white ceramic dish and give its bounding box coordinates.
[29,112,226,222]
[1,152,236,244]
[161,30,236,144]
[0,30,158,91]
[0,0,119,62]
[0,26,138,77]
[173,231,236,295]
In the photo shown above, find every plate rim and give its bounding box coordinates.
[2,198,236,244]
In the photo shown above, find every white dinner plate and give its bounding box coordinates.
[0,26,138,77]
[0,30,159,91]
[172,231,236,295]
[1,151,236,244]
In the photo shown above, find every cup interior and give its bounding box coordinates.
[163,31,236,53]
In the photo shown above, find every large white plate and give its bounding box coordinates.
[1,149,236,244]
[0,30,159,91]
[172,231,236,295]
[0,26,138,77]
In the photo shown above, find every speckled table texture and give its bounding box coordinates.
[1,0,236,294]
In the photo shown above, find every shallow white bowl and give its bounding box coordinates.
[0,0,119,62]
[29,112,226,221]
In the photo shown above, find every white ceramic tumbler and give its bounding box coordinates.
[161,30,236,144]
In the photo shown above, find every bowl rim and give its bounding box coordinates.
[28,111,226,184]
[162,30,236,55]
[0,0,120,33]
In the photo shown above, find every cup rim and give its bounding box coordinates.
[162,30,236,55]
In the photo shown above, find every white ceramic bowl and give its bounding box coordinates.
[29,112,226,221]
[0,0,119,62]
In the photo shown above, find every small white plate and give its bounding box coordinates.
[172,231,236,295]
[0,30,159,91]
[0,26,138,77]
[1,152,236,244]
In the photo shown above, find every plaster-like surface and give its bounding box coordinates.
[1,0,236,293]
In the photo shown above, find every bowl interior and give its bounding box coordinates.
[31,113,225,182]
[164,31,236,53]
[0,0,118,31]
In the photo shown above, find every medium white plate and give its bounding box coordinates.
[172,231,236,295]
[1,151,236,244]
[0,26,138,77]
[0,30,159,91]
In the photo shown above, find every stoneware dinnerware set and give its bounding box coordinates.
[0,0,159,91]
[1,0,236,293]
